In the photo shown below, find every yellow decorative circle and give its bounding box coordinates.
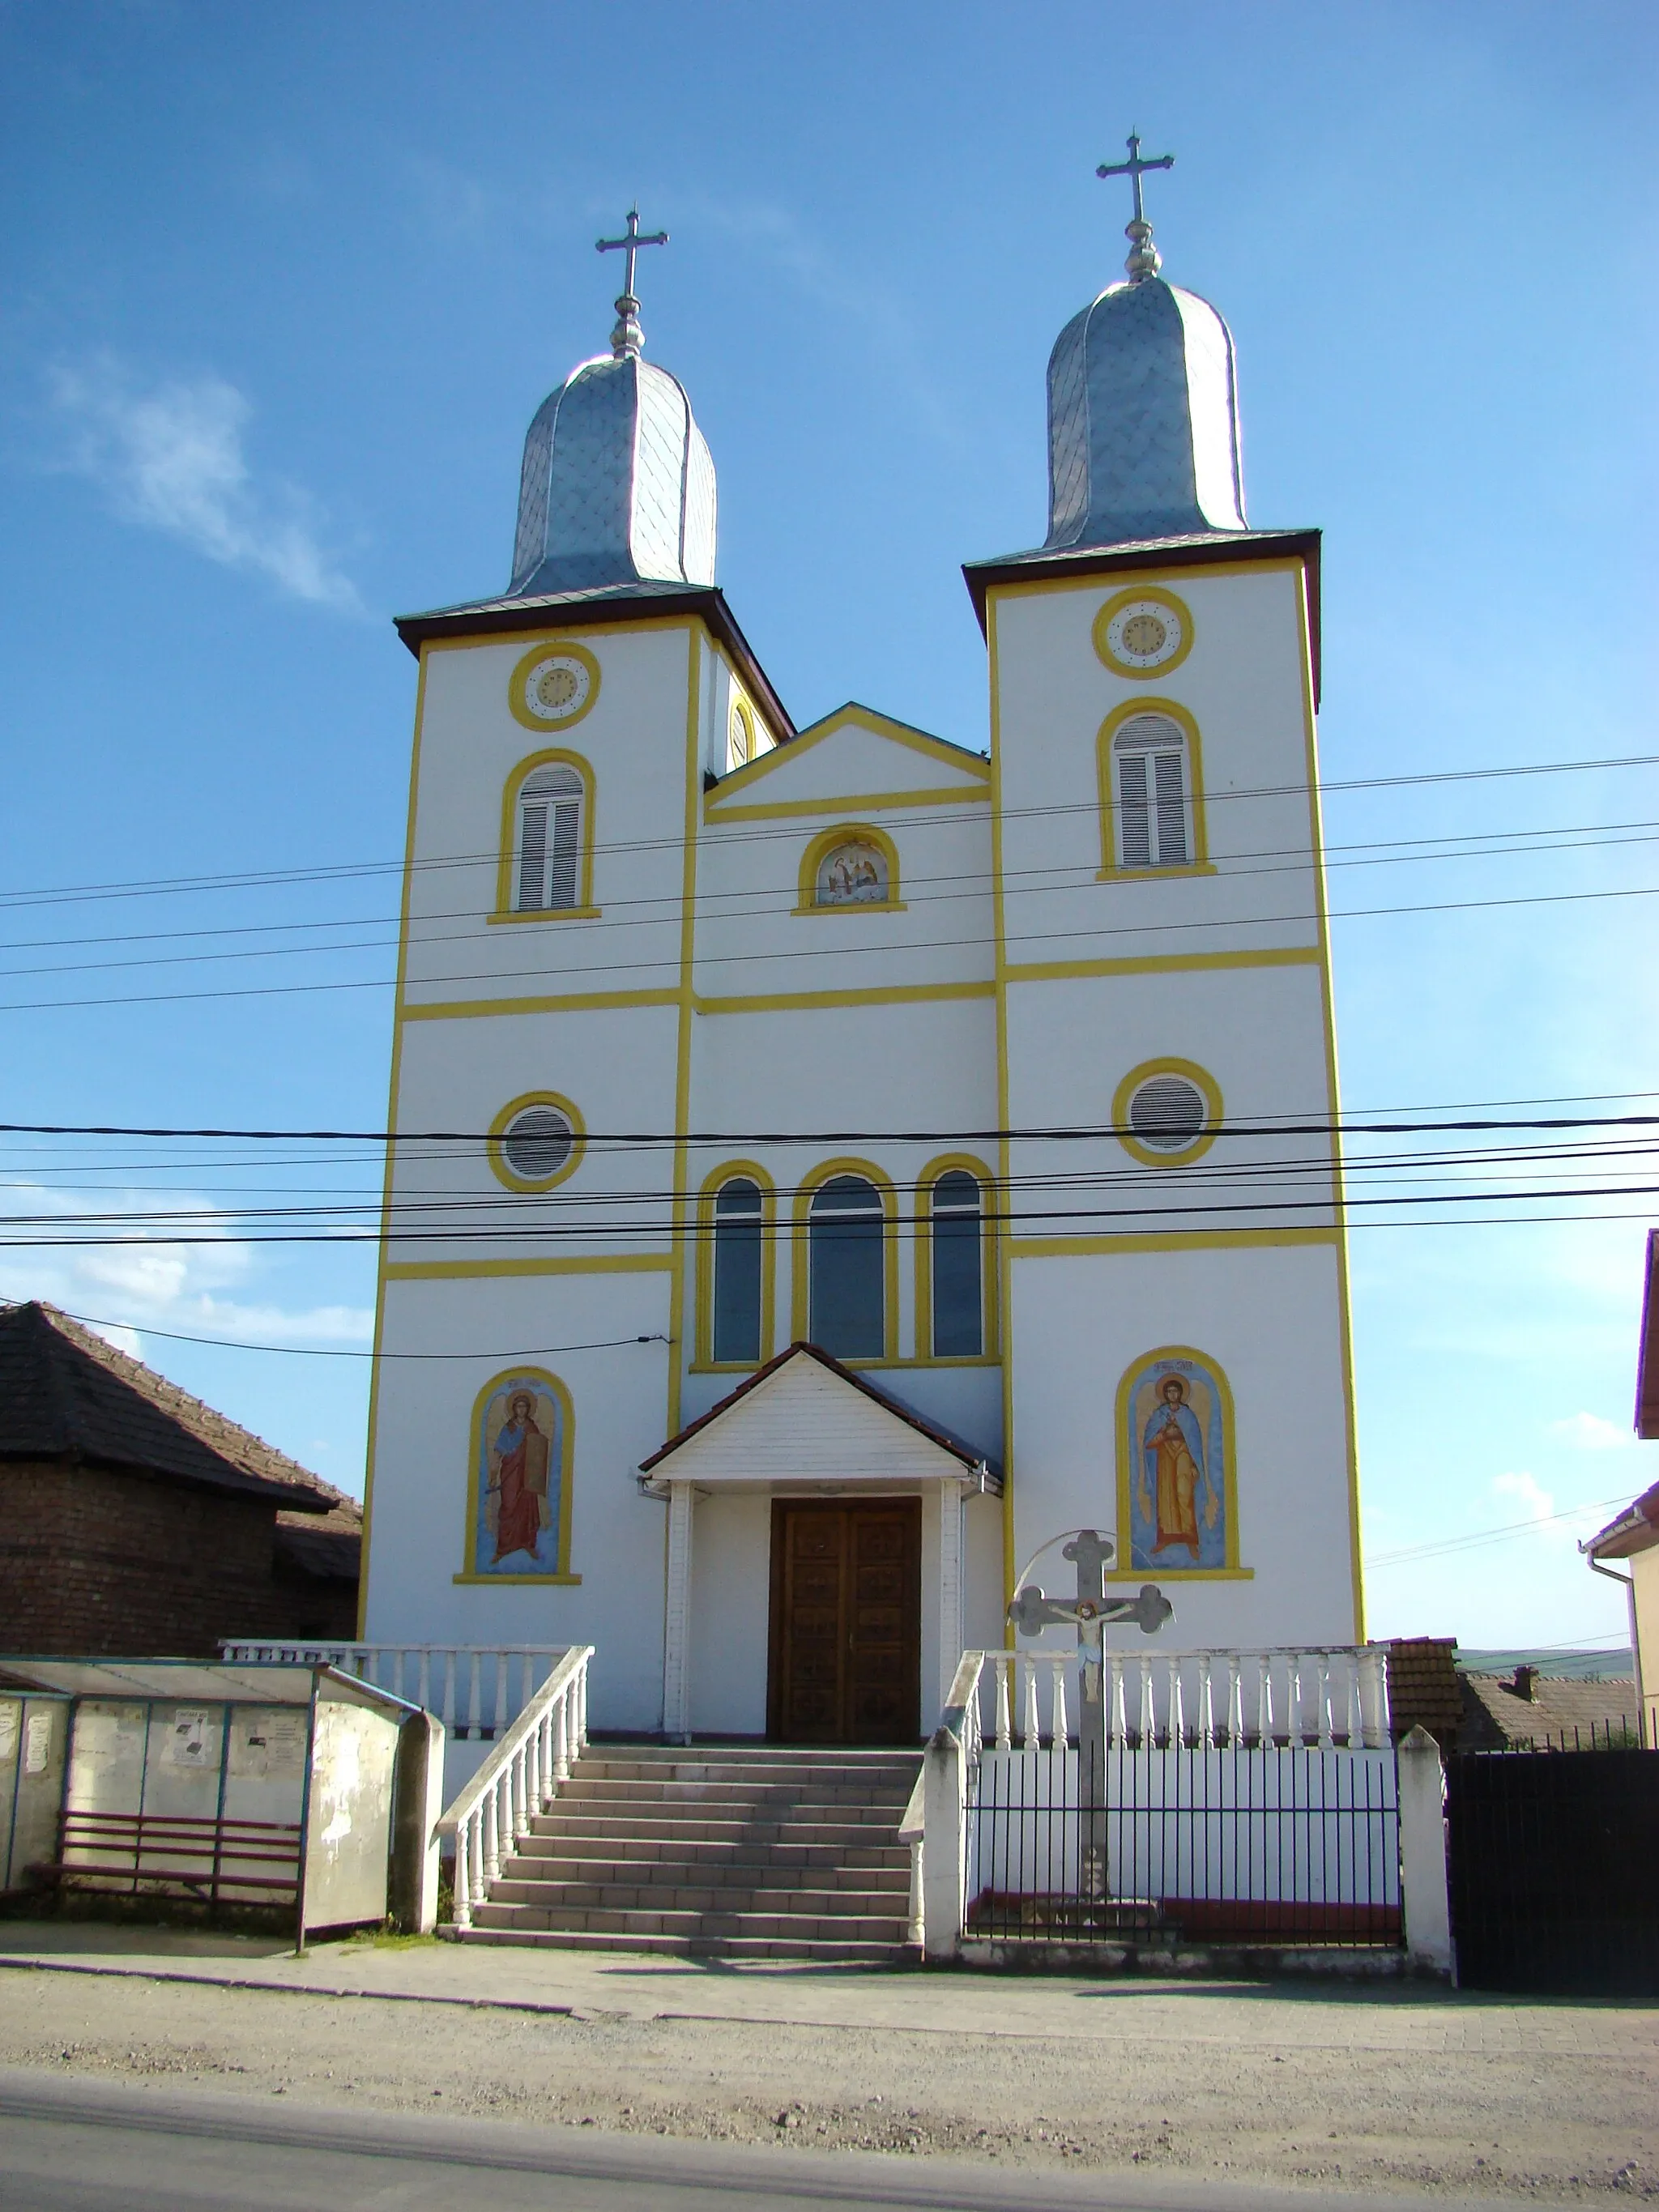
[487,1090,586,1191]
[508,640,601,733]
[1111,1058,1222,1167]
[1093,586,1195,680]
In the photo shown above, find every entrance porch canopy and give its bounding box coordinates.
[638,1343,1001,1739]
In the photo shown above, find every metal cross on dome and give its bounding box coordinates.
[1095,132,1175,283]
[597,205,670,359]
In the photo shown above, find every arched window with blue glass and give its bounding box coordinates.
[801,1169,892,1360]
[919,1160,992,1359]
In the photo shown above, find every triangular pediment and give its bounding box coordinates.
[640,1343,998,1490]
[706,703,988,820]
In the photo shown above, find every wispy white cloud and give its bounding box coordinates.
[1550,1410,1641,1452]
[0,1183,372,1363]
[48,357,361,611]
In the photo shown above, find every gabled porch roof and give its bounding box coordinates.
[638,1341,1002,1495]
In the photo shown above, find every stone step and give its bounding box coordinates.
[503,1851,910,1890]
[456,1926,913,1964]
[471,1900,909,1942]
[457,1743,921,1963]
[490,1875,906,1915]
[557,1777,914,1808]
[525,1813,903,1848]
[514,1835,910,1872]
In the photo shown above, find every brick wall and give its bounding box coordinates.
[0,1459,342,1656]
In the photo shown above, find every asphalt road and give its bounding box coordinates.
[0,2070,1577,2212]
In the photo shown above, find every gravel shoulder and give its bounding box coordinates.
[0,1927,1654,2202]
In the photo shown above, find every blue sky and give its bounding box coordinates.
[2,2,1655,1652]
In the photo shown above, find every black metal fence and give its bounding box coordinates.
[966,1741,1401,1949]
[1447,1745,1659,1995]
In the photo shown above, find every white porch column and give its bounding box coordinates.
[938,1477,966,1714]
[663,1480,696,1745]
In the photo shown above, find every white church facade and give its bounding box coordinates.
[360,191,1364,1745]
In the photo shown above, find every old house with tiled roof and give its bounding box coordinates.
[0,1302,360,1656]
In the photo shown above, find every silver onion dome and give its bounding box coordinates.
[1045,275,1247,549]
[508,352,717,597]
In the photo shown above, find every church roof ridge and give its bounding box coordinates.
[638,1340,1002,1484]
[791,701,987,764]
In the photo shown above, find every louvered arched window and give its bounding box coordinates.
[514,762,584,913]
[1112,713,1192,869]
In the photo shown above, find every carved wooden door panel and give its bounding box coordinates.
[768,1499,920,1745]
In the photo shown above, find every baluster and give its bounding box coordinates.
[1199,1654,1217,1749]
[1258,1652,1274,1744]
[1050,1656,1068,1754]
[495,1650,510,1738]
[1342,1654,1362,1748]
[994,1656,1012,1750]
[441,1651,456,1737]
[1361,1646,1385,1748]
[453,1818,472,1929]
[1021,1656,1040,1752]
[466,1651,482,1740]
[554,1685,571,1782]
[1287,1652,1305,1745]
[1108,1653,1128,1746]
[576,1656,589,1750]
[1171,1658,1188,1750]
[482,1786,500,1884]
[1138,1652,1154,1748]
[1226,1654,1243,1747]
[906,1836,923,1948]
[1315,1655,1334,1749]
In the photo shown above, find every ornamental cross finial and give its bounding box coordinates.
[1096,132,1175,284]
[596,205,670,358]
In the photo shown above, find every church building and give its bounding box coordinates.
[360,169,1363,1743]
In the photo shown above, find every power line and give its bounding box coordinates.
[36,1307,670,1362]
[2,816,1652,971]
[2,747,1652,914]
[1367,1491,1631,1568]
[5,1110,1659,1145]
[3,874,1654,1015]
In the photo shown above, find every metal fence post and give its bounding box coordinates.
[1397,1724,1454,1978]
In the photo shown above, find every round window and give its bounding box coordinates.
[1127,1073,1209,1153]
[500,1103,575,1184]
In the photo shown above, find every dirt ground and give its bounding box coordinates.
[2,1950,1656,2202]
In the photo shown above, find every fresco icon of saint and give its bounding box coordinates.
[1122,1352,1232,1574]
[817,841,888,906]
[474,1375,565,1575]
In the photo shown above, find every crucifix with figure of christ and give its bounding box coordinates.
[596,206,669,358]
[1009,1530,1173,1899]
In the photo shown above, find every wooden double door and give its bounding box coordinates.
[767,1498,921,1745]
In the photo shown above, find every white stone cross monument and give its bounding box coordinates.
[1009,1529,1173,1898]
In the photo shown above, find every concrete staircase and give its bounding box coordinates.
[460,1742,923,1962]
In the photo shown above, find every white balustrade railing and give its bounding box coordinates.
[436,1644,592,1932]
[896,1767,926,1950]
[219,1642,565,1741]
[977,1644,1390,1753]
